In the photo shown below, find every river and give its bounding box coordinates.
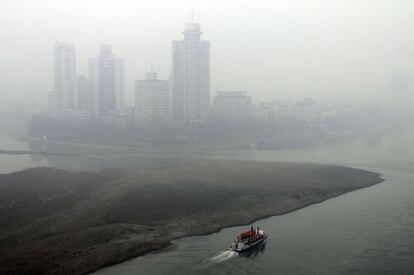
[1,131,414,274]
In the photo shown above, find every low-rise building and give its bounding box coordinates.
[135,72,170,124]
[212,91,251,121]
[260,100,297,120]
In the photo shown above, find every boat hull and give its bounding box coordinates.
[231,234,267,253]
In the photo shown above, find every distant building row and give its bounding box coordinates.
[258,98,320,121]
[49,22,215,124]
[49,43,124,118]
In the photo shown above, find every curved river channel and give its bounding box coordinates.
[1,132,414,274]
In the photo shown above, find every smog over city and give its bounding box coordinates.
[0,1,413,275]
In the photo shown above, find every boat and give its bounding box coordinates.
[230,226,267,252]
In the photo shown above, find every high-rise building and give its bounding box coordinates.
[76,75,93,114]
[212,91,251,121]
[135,72,170,123]
[49,41,76,116]
[171,22,210,123]
[89,44,124,116]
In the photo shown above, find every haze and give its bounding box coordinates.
[2,0,414,107]
[3,1,414,274]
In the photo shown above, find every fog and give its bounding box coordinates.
[3,2,414,274]
[2,0,414,107]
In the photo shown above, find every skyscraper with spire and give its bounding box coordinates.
[171,21,210,123]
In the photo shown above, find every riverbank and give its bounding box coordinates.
[0,148,86,156]
[0,160,383,274]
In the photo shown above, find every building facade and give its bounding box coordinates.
[171,22,210,123]
[89,44,124,116]
[76,75,93,114]
[135,72,170,123]
[261,101,297,120]
[49,41,76,117]
[212,91,251,121]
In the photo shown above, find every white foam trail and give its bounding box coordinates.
[207,250,237,264]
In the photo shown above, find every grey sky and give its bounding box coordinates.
[1,0,413,106]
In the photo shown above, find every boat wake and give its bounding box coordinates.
[207,250,237,264]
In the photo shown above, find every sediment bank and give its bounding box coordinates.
[0,160,383,274]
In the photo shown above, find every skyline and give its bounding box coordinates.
[2,2,414,274]
[1,0,414,108]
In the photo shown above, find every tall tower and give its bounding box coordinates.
[171,22,210,123]
[89,44,124,116]
[49,41,76,117]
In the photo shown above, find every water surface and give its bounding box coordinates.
[1,132,414,274]
[95,132,414,274]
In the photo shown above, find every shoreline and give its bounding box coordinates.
[0,148,85,156]
[0,161,383,275]
[96,174,385,273]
